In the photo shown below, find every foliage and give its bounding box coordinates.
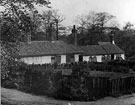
[63,20,135,57]
[62,12,135,57]
[0,0,50,79]
[1,61,27,89]
[41,9,65,40]
[55,63,90,101]
[114,25,135,57]
[74,11,116,43]
[2,60,135,101]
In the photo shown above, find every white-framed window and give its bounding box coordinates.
[106,55,111,61]
[89,56,97,62]
[116,54,122,60]
[89,56,92,62]
[66,54,74,63]
[102,55,105,62]
[51,56,55,64]
[93,56,97,62]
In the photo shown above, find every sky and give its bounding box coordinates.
[44,0,135,27]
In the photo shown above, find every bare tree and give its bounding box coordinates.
[75,11,116,41]
[123,22,134,30]
[42,9,65,40]
[75,14,87,34]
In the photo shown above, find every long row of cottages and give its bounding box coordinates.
[19,40,125,64]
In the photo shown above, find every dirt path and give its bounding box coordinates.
[1,88,135,105]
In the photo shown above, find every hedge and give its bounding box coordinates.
[1,60,135,101]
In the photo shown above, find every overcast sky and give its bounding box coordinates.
[45,0,135,27]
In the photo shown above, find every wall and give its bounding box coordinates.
[96,55,102,62]
[121,54,125,59]
[74,54,79,62]
[61,55,66,63]
[83,55,102,62]
[114,54,125,60]
[21,55,67,64]
[21,56,52,64]
[20,54,125,64]
[83,54,125,62]
[83,56,90,62]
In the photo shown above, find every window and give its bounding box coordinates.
[106,55,111,61]
[51,56,55,64]
[102,55,105,62]
[56,56,61,63]
[89,56,92,62]
[93,56,97,62]
[66,54,74,63]
[89,56,97,62]
[102,55,111,62]
[116,54,122,60]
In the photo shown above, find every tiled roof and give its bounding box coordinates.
[19,41,83,57]
[99,42,124,54]
[81,42,124,56]
[19,41,124,57]
[80,45,107,55]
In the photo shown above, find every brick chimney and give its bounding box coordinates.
[48,23,53,41]
[72,25,77,45]
[110,32,115,44]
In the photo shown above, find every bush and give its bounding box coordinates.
[2,60,135,101]
[1,61,26,89]
[56,64,91,101]
[30,70,59,96]
[111,66,129,73]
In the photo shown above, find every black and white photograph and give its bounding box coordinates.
[1,0,135,105]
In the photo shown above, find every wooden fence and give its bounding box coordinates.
[26,62,135,100]
[85,71,135,99]
[62,71,135,100]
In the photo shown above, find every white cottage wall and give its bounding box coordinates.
[83,55,102,62]
[121,54,125,59]
[74,54,79,62]
[114,55,117,60]
[61,55,66,63]
[21,56,52,64]
[114,54,125,60]
[21,54,125,64]
[96,55,102,62]
[83,56,90,62]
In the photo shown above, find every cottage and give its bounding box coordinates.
[18,24,125,64]
[19,40,125,64]
[19,41,83,64]
[81,42,125,62]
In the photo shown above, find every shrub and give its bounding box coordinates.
[2,60,134,101]
[56,64,90,101]
[111,65,129,73]
[1,61,26,89]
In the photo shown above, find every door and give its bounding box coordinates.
[79,55,83,62]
